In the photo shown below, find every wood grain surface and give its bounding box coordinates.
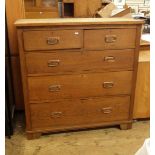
[28,71,132,101]
[26,49,134,75]
[30,96,130,130]
[15,18,144,27]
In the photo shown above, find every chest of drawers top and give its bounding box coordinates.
[15,18,143,27]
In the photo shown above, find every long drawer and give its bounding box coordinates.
[30,96,130,130]
[84,29,136,50]
[28,71,132,101]
[23,30,83,51]
[26,49,134,75]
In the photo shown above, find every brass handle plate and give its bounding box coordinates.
[105,35,117,43]
[49,85,61,92]
[101,107,112,114]
[103,82,114,88]
[104,56,115,62]
[50,112,62,118]
[48,60,60,67]
[47,37,59,45]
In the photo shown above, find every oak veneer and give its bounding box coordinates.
[28,71,132,101]
[30,96,130,130]
[134,62,150,118]
[23,29,83,51]
[26,49,134,75]
[133,42,150,119]
[84,29,136,50]
[15,18,143,139]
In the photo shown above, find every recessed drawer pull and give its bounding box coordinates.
[104,56,115,62]
[48,60,60,67]
[80,98,88,101]
[105,35,117,43]
[47,37,60,45]
[50,112,62,118]
[49,85,61,92]
[101,107,112,114]
[103,82,114,88]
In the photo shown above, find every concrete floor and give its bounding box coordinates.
[5,112,149,155]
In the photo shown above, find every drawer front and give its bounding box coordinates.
[28,71,132,101]
[23,30,83,51]
[26,49,134,74]
[84,29,136,50]
[30,96,130,129]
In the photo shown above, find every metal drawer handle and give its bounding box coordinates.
[50,112,62,118]
[105,35,117,43]
[49,85,61,92]
[103,82,114,88]
[47,37,59,45]
[101,107,112,114]
[104,56,115,62]
[48,60,60,67]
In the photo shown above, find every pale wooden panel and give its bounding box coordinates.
[139,50,150,62]
[133,40,150,119]
[6,0,25,55]
[133,51,150,119]
[74,0,88,17]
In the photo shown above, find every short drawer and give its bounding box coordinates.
[28,71,132,101]
[26,49,134,74]
[23,30,83,51]
[84,29,136,50]
[30,96,130,130]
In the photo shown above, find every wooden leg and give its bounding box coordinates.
[120,123,132,130]
[27,132,41,140]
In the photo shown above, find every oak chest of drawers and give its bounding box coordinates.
[15,18,143,139]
